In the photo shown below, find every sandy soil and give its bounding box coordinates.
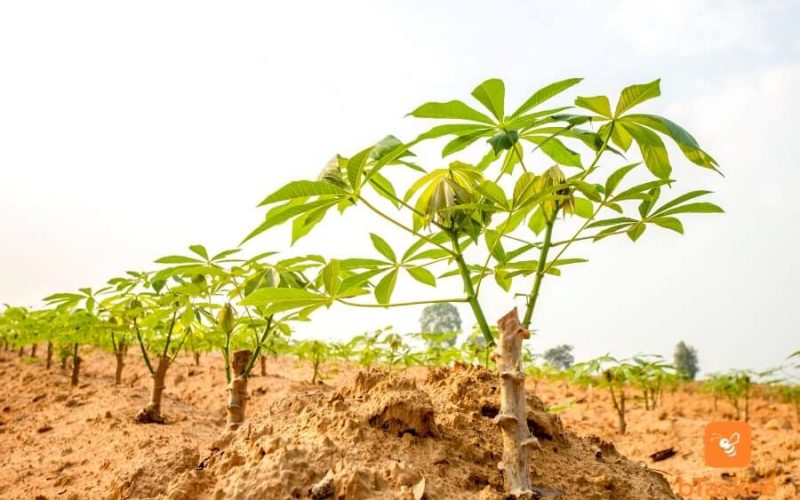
[0,348,797,499]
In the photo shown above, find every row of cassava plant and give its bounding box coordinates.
[4,76,723,496]
[1,250,320,429]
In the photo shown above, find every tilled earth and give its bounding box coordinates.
[0,350,797,499]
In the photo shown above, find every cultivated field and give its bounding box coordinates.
[0,349,797,499]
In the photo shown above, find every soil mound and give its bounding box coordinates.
[156,364,675,499]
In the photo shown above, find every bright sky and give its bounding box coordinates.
[2,1,798,375]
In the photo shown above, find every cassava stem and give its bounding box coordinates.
[494,308,540,495]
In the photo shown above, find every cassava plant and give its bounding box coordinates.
[242,77,721,495]
[570,355,636,434]
[152,245,314,429]
[703,371,762,422]
[44,289,110,386]
[291,339,332,384]
[104,272,195,424]
[628,355,677,411]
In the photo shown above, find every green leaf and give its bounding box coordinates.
[624,123,672,179]
[615,79,661,117]
[211,248,241,261]
[488,129,518,154]
[485,230,507,263]
[406,266,436,286]
[513,172,538,205]
[155,255,202,264]
[347,147,373,190]
[405,248,452,262]
[374,269,399,305]
[471,78,505,121]
[546,258,588,268]
[189,245,208,260]
[593,223,634,241]
[258,180,348,206]
[624,114,719,170]
[627,223,646,241]
[321,260,341,296]
[339,269,384,294]
[442,130,488,157]
[600,122,634,152]
[339,258,390,269]
[650,217,684,234]
[587,217,637,229]
[413,124,490,143]
[655,202,724,217]
[500,142,523,174]
[242,199,338,244]
[528,207,546,235]
[476,180,508,208]
[409,100,494,124]
[612,179,671,202]
[370,233,396,262]
[368,172,400,208]
[638,187,660,217]
[573,197,593,218]
[370,135,406,161]
[604,163,640,196]
[573,180,602,202]
[526,135,582,167]
[575,95,612,118]
[240,288,331,313]
[494,269,511,291]
[291,206,327,244]
[651,190,713,216]
[512,78,583,117]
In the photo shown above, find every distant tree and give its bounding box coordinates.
[543,344,574,370]
[674,341,699,380]
[419,303,462,346]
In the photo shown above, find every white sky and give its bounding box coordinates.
[1,1,798,375]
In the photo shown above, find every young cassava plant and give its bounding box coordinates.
[153,245,315,429]
[243,77,722,495]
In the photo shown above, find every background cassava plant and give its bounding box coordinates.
[242,77,722,495]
